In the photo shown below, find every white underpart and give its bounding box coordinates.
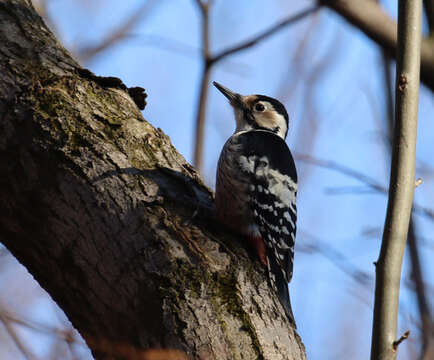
[254,111,287,139]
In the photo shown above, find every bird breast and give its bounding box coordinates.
[215,136,259,237]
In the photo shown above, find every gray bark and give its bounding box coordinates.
[371,0,422,359]
[0,1,306,359]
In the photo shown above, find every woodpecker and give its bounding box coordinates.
[213,81,297,325]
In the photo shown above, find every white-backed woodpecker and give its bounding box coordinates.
[213,81,297,326]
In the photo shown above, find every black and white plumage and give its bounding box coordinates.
[213,81,297,325]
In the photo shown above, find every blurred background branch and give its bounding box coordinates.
[322,0,434,92]
[192,4,318,173]
[77,0,162,63]
[423,0,434,36]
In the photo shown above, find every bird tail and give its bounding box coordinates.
[266,249,296,327]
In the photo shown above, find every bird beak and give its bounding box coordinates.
[213,81,244,109]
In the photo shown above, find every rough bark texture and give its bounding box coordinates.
[0,1,306,359]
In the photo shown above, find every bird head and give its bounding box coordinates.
[213,81,289,140]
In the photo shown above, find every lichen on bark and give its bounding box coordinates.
[0,1,306,359]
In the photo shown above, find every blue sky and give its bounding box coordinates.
[1,1,433,359]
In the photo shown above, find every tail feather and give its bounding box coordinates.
[266,249,296,327]
[277,278,296,327]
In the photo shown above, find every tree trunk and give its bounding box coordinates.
[0,1,306,359]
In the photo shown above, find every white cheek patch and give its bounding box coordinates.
[255,112,287,139]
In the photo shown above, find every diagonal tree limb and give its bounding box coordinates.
[77,0,162,63]
[0,1,307,359]
[0,311,35,360]
[321,0,434,93]
[210,6,319,65]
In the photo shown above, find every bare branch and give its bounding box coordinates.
[298,230,372,288]
[0,2,306,358]
[295,154,434,222]
[0,307,86,347]
[295,154,387,193]
[78,0,161,62]
[378,17,434,358]
[371,1,422,359]
[321,0,434,92]
[407,221,434,357]
[192,0,211,173]
[211,6,318,65]
[0,311,35,360]
[193,67,211,174]
[192,5,319,172]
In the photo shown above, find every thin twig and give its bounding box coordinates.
[370,1,422,359]
[295,154,434,222]
[0,308,87,347]
[0,312,35,360]
[393,331,410,351]
[298,230,372,288]
[192,0,211,173]
[192,5,318,173]
[78,0,162,62]
[408,221,434,357]
[295,154,387,192]
[211,6,319,65]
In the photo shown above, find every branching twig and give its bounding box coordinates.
[370,1,422,359]
[321,0,434,93]
[392,331,410,351]
[0,312,35,360]
[77,0,162,62]
[192,4,318,173]
[211,6,318,65]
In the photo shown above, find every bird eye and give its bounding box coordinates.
[255,103,265,112]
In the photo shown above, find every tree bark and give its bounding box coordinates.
[371,0,421,359]
[0,1,306,359]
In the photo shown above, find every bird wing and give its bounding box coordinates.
[236,130,297,282]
